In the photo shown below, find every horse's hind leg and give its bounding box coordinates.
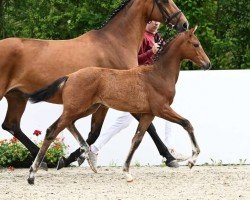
[86,105,109,144]
[2,91,48,169]
[123,114,154,182]
[57,105,108,169]
[2,91,39,153]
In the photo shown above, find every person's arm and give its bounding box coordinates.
[138,49,154,65]
[138,40,159,65]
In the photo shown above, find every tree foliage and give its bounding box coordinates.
[0,0,249,69]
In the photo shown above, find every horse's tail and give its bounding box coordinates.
[27,76,68,103]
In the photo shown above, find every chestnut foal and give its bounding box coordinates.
[27,27,210,184]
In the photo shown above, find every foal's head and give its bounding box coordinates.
[176,26,211,70]
[148,0,189,32]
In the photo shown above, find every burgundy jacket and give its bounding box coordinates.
[138,31,156,65]
[138,31,165,65]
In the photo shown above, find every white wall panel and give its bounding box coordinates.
[1,70,249,166]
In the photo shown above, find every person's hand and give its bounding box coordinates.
[152,43,160,54]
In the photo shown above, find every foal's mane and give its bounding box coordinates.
[97,0,132,29]
[154,32,185,62]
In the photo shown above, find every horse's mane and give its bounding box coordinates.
[97,0,132,30]
[153,32,185,62]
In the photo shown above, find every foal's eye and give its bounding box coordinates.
[193,43,199,48]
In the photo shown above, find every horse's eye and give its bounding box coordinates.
[193,43,199,48]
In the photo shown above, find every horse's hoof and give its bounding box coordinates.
[27,177,35,185]
[188,161,194,169]
[57,156,66,170]
[77,156,85,166]
[166,160,179,168]
[125,173,133,182]
[40,162,48,171]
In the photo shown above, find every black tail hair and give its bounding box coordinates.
[27,76,68,103]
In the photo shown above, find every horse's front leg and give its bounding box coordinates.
[131,113,178,168]
[57,105,108,169]
[123,114,154,182]
[159,106,200,168]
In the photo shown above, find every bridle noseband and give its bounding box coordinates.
[148,0,182,28]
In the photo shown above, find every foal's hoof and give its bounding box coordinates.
[27,177,35,185]
[125,173,134,182]
[57,156,66,170]
[166,160,179,168]
[40,162,48,171]
[86,157,97,173]
[77,156,85,166]
[188,161,194,169]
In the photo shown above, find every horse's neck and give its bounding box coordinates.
[99,0,147,53]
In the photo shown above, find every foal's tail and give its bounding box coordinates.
[27,76,68,103]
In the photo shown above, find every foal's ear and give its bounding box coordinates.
[189,25,198,36]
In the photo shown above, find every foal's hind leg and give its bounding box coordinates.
[159,106,200,168]
[66,122,97,173]
[56,123,88,170]
[28,109,90,184]
[58,106,108,169]
[28,117,65,184]
[2,91,47,169]
[123,114,154,182]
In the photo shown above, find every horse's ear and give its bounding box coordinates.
[189,25,198,36]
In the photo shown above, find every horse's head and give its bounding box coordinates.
[179,26,211,70]
[148,0,189,32]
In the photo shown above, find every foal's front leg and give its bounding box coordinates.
[131,113,178,167]
[123,114,154,182]
[159,106,200,168]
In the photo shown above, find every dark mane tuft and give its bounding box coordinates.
[153,33,183,62]
[97,0,132,29]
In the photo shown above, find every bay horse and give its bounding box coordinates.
[27,27,211,184]
[0,0,189,169]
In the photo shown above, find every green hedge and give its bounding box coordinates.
[0,0,249,69]
[0,137,67,168]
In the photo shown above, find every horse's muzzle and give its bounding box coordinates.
[202,62,212,70]
[173,21,189,32]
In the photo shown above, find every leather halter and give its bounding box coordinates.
[148,0,182,28]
